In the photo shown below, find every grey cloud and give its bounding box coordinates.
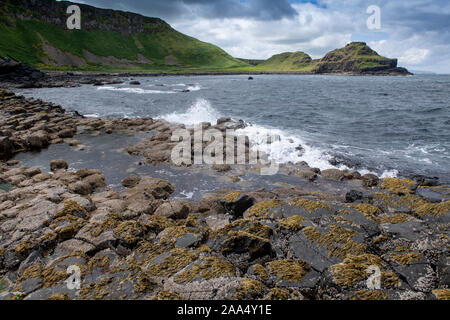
[77,0,298,21]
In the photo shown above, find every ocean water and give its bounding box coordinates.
[15,74,450,184]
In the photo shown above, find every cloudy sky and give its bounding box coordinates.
[75,0,450,73]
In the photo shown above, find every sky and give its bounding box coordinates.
[74,0,450,73]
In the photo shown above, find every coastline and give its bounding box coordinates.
[0,89,449,300]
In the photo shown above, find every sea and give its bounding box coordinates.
[15,74,450,184]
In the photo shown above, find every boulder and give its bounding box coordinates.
[154,201,192,219]
[122,176,141,188]
[69,180,93,195]
[0,136,12,158]
[321,169,346,181]
[50,159,68,171]
[83,174,106,190]
[58,128,76,139]
[345,190,363,203]
[26,130,49,150]
[362,174,379,187]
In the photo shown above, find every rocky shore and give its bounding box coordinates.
[0,89,449,300]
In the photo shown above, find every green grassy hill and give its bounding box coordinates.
[0,0,247,72]
[237,42,408,74]
[253,51,315,72]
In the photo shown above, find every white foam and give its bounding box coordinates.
[236,124,339,171]
[186,84,202,91]
[84,113,100,118]
[157,98,222,126]
[97,86,175,94]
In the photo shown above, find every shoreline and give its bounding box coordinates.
[0,89,449,300]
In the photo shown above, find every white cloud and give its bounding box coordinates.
[168,1,450,73]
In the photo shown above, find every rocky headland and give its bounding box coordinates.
[0,89,448,300]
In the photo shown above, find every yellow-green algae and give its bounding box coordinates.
[278,215,306,231]
[231,279,266,300]
[331,254,382,287]
[220,192,242,203]
[134,273,157,294]
[432,289,450,300]
[263,288,292,300]
[216,219,272,239]
[153,291,183,300]
[251,264,269,281]
[350,290,388,300]
[289,197,332,212]
[247,199,284,218]
[414,201,450,217]
[55,200,87,219]
[47,293,71,300]
[147,248,199,278]
[302,225,367,260]
[351,203,381,221]
[174,256,235,283]
[382,178,416,195]
[266,259,311,283]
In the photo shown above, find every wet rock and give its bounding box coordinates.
[50,159,68,171]
[69,180,93,195]
[122,175,141,188]
[58,128,76,139]
[412,175,439,187]
[362,174,379,187]
[0,136,12,158]
[217,117,231,125]
[154,201,192,220]
[2,250,22,270]
[83,174,106,190]
[175,234,201,248]
[212,164,232,172]
[296,170,318,182]
[220,195,255,219]
[23,167,41,178]
[26,130,49,150]
[130,81,141,85]
[321,169,346,181]
[345,190,363,203]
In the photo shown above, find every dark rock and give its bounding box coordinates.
[362,173,379,187]
[217,117,231,125]
[130,81,141,85]
[0,136,13,159]
[412,175,439,187]
[345,190,364,203]
[122,175,141,188]
[50,159,68,171]
[2,250,22,270]
[220,195,255,219]
[175,233,201,248]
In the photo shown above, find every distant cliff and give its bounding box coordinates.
[254,42,411,75]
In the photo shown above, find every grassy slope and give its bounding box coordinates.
[223,43,395,73]
[0,15,247,72]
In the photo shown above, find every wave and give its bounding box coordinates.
[157,98,222,126]
[236,124,340,170]
[97,86,175,94]
[156,99,401,175]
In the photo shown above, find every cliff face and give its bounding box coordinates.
[313,42,411,75]
[254,42,411,75]
[0,0,245,70]
[12,0,170,35]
